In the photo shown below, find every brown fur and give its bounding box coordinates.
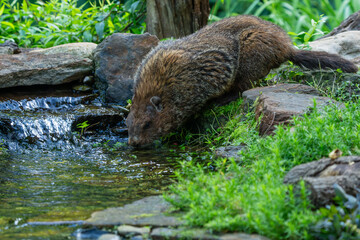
[126,15,358,147]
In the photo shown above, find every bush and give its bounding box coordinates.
[0,0,145,47]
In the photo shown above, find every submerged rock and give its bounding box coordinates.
[93,33,159,104]
[85,195,183,227]
[0,42,96,89]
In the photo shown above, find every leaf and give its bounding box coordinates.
[0,4,5,16]
[95,21,105,40]
[83,30,92,42]
[1,21,15,29]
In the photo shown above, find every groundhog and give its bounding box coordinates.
[126,15,358,148]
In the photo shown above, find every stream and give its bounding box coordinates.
[0,85,180,239]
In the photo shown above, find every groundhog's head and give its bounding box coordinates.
[127,47,189,148]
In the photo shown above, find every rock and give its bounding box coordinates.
[284,156,360,207]
[117,225,150,237]
[83,76,95,86]
[320,10,360,39]
[85,195,183,227]
[242,84,320,108]
[219,233,270,240]
[271,69,360,102]
[254,91,342,135]
[150,228,270,240]
[150,227,218,240]
[131,236,144,240]
[93,33,159,105]
[70,106,125,132]
[215,145,246,160]
[72,228,111,239]
[72,84,93,93]
[0,40,20,54]
[98,234,121,240]
[0,42,96,89]
[309,31,360,66]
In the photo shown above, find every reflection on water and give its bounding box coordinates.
[0,148,180,239]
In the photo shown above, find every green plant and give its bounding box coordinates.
[167,101,360,239]
[312,184,360,239]
[76,120,90,137]
[0,0,146,47]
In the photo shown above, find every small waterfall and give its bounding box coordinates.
[0,95,126,151]
[0,96,85,111]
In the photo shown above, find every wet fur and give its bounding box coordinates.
[127,15,358,147]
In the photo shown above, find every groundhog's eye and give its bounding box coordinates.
[143,122,151,130]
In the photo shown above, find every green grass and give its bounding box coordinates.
[166,101,360,239]
[0,0,145,47]
[210,0,360,43]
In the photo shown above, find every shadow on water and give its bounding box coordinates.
[0,85,182,239]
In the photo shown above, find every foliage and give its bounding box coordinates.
[210,0,360,43]
[167,101,360,239]
[264,64,360,102]
[0,0,146,47]
[76,120,90,138]
[312,184,360,239]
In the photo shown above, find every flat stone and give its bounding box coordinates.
[255,92,342,135]
[0,42,96,89]
[150,227,218,240]
[219,233,270,240]
[117,225,150,236]
[93,33,159,104]
[215,145,246,160]
[85,196,183,227]
[98,234,121,240]
[242,84,320,107]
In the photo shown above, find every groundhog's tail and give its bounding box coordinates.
[289,50,358,73]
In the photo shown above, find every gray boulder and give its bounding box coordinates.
[93,33,159,105]
[309,31,360,67]
[284,156,360,207]
[0,42,96,88]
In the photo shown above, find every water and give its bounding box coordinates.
[0,86,181,239]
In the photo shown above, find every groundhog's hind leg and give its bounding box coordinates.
[235,27,294,91]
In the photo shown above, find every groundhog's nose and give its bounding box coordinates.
[128,136,140,147]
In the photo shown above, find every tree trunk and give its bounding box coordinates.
[146,0,210,39]
[320,10,360,39]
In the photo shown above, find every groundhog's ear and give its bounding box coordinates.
[150,96,163,112]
